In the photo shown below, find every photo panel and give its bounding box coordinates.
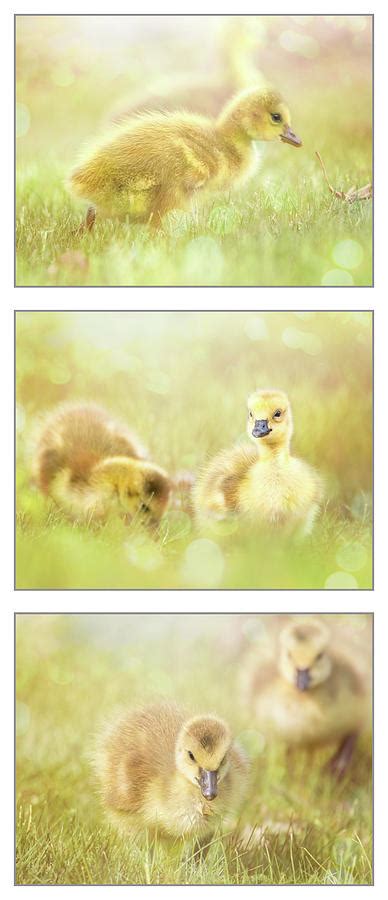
[15,310,373,591]
[15,612,373,886]
[15,14,372,287]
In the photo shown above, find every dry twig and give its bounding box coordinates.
[315,151,372,202]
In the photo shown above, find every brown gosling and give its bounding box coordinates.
[32,403,171,525]
[193,389,322,535]
[244,618,371,778]
[93,702,248,841]
[70,87,301,230]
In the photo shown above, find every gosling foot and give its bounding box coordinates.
[325,733,357,780]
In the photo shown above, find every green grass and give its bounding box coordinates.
[16,504,372,591]
[15,311,373,590]
[16,151,372,288]
[16,614,373,885]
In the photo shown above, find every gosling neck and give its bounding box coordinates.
[215,113,252,150]
[256,440,291,463]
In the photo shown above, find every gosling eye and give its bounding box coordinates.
[271,112,282,123]
[273,409,282,419]
[248,411,253,418]
[187,750,196,762]
[139,503,150,514]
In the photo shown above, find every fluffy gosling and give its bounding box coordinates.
[70,87,301,230]
[94,702,248,840]
[245,618,370,777]
[193,389,322,535]
[32,403,171,525]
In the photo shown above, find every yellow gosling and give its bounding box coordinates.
[193,389,322,535]
[32,403,171,525]
[93,702,248,840]
[245,618,371,777]
[70,87,301,230]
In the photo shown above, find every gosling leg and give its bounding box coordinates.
[171,470,196,513]
[326,733,357,779]
[76,205,96,236]
[85,205,96,231]
[190,833,214,862]
[148,185,189,231]
[199,490,229,520]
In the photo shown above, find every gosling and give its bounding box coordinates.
[70,87,301,230]
[32,403,171,525]
[93,702,248,840]
[244,618,370,777]
[193,389,322,535]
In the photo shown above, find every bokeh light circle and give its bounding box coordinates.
[324,571,358,589]
[336,542,367,572]
[182,538,224,587]
[321,269,354,286]
[332,240,364,270]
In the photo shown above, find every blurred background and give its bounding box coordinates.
[16,15,372,286]
[16,311,373,589]
[16,613,372,885]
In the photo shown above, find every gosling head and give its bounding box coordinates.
[97,457,171,524]
[247,389,292,450]
[219,88,302,147]
[175,715,232,801]
[279,619,332,692]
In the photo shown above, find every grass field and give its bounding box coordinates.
[15,16,372,287]
[15,614,373,885]
[15,311,373,590]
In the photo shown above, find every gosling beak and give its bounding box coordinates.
[280,125,302,148]
[252,419,272,439]
[296,668,310,691]
[199,769,218,801]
